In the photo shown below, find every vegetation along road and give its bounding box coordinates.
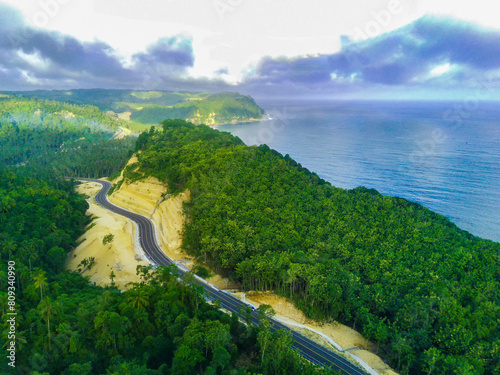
[79,178,368,375]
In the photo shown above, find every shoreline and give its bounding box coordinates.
[205,112,275,127]
[210,115,270,127]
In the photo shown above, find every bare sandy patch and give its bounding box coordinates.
[109,176,168,217]
[206,273,240,290]
[245,291,308,323]
[67,181,147,289]
[117,112,132,121]
[152,190,192,261]
[76,180,102,197]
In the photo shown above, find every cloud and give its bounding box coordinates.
[132,37,194,68]
[242,15,500,97]
[0,3,198,90]
[1,3,500,99]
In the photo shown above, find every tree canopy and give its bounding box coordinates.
[130,119,500,374]
[0,101,334,374]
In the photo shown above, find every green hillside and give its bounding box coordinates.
[6,89,265,126]
[0,96,135,178]
[0,100,329,374]
[0,96,128,132]
[130,120,500,375]
[0,170,332,375]
[130,92,264,125]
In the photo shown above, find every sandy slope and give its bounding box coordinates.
[108,164,192,264]
[206,273,241,290]
[242,292,398,375]
[117,112,132,121]
[67,155,192,290]
[67,181,147,289]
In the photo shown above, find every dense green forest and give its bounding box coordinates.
[5,90,265,126]
[0,97,135,179]
[0,170,335,374]
[0,99,333,374]
[129,92,264,125]
[0,96,130,132]
[6,89,211,110]
[0,169,338,375]
[131,120,500,374]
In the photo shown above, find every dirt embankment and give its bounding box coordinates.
[67,181,147,289]
[68,155,191,289]
[240,292,398,375]
[108,157,192,265]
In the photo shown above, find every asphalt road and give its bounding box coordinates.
[79,178,367,375]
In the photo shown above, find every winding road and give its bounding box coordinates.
[79,178,368,375]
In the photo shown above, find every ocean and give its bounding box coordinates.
[217,100,500,243]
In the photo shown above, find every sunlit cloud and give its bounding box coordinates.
[430,63,450,76]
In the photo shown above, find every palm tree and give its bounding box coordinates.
[2,329,27,353]
[32,270,48,301]
[155,265,176,286]
[39,298,57,350]
[109,270,116,287]
[126,288,150,310]
[16,264,30,292]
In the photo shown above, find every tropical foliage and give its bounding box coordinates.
[132,120,500,374]
[130,92,264,125]
[0,101,333,374]
[0,170,334,374]
[0,97,135,179]
[4,90,265,126]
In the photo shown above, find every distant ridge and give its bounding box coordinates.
[5,89,265,126]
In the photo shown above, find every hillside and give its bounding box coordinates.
[129,119,500,375]
[0,102,331,374]
[6,89,265,126]
[0,96,135,178]
[0,173,332,375]
[0,95,128,132]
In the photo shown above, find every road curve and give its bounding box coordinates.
[78,178,367,375]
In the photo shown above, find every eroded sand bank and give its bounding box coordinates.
[68,155,192,288]
[67,181,147,289]
[240,291,398,375]
[108,160,192,264]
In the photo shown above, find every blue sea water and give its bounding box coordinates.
[217,100,500,243]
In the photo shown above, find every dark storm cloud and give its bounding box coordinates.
[412,17,500,69]
[243,15,500,94]
[0,3,196,90]
[132,37,194,68]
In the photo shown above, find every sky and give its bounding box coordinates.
[1,0,500,100]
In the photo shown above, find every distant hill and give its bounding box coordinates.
[0,95,128,132]
[6,89,265,126]
[0,96,136,178]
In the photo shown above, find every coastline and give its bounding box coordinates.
[210,113,271,127]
